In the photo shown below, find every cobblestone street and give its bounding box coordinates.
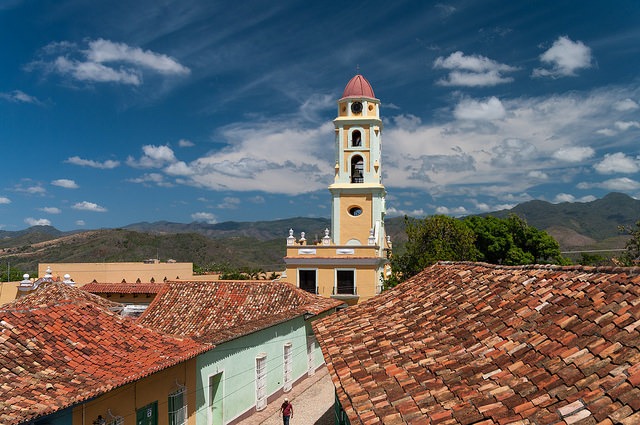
[238,365,334,425]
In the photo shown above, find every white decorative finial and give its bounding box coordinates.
[287,228,296,246]
[300,232,306,241]
[63,274,74,286]
[323,228,331,245]
[368,228,376,245]
[45,267,52,277]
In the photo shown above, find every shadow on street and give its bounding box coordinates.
[313,405,333,425]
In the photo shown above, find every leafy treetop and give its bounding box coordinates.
[384,214,568,289]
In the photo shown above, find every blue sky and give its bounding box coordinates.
[1,0,639,231]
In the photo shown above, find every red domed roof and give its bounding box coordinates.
[341,75,376,99]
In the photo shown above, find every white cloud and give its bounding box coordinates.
[434,51,518,87]
[596,128,617,137]
[527,170,548,180]
[39,207,61,214]
[71,201,107,212]
[54,56,141,85]
[553,193,576,203]
[594,152,640,174]
[86,39,190,75]
[532,36,592,78]
[191,212,217,224]
[386,207,426,217]
[127,144,177,168]
[178,139,194,147]
[614,121,640,131]
[32,38,189,86]
[25,217,51,226]
[435,206,469,216]
[380,85,640,197]
[586,177,640,191]
[492,203,517,211]
[14,184,46,195]
[249,195,265,203]
[0,197,10,204]
[127,173,174,188]
[51,179,79,189]
[551,146,595,163]
[453,96,506,120]
[76,220,86,226]
[164,161,193,176]
[218,197,241,209]
[614,99,639,111]
[148,118,335,195]
[66,156,120,169]
[552,194,596,203]
[0,90,42,105]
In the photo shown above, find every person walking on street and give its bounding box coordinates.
[280,397,293,425]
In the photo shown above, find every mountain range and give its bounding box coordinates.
[0,192,637,275]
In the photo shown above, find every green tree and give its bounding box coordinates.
[0,264,25,282]
[385,215,476,288]
[579,252,606,266]
[464,215,567,265]
[618,221,640,266]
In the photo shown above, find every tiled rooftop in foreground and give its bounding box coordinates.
[139,280,343,344]
[313,262,640,425]
[0,284,209,425]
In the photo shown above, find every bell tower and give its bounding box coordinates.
[282,74,390,305]
[329,75,386,247]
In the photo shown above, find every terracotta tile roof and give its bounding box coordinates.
[6,281,123,311]
[139,280,343,344]
[313,262,640,425]
[0,289,210,425]
[82,282,166,294]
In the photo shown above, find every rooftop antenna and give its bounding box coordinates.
[356,64,360,74]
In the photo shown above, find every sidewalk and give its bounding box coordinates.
[237,365,334,425]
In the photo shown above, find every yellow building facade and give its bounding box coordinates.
[283,75,391,305]
[37,261,193,285]
[72,359,197,425]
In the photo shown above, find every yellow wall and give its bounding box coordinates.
[0,281,21,305]
[73,358,197,425]
[339,193,373,245]
[283,263,379,304]
[38,262,193,285]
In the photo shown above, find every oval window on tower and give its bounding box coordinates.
[348,206,363,217]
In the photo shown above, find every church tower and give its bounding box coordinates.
[283,75,390,305]
[329,75,386,248]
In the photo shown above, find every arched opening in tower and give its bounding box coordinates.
[352,130,362,147]
[351,156,364,183]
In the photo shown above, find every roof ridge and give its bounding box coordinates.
[436,260,640,275]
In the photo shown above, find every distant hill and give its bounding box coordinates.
[0,225,77,240]
[483,192,639,250]
[124,217,332,240]
[124,216,408,243]
[1,192,636,274]
[0,229,286,275]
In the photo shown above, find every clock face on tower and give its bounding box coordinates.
[351,101,363,114]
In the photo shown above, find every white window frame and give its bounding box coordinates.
[255,354,268,411]
[297,268,318,294]
[307,336,316,376]
[334,268,356,295]
[283,342,293,392]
